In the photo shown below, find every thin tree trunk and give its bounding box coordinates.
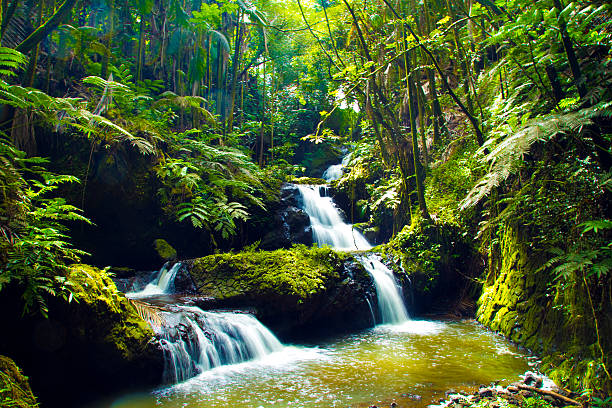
[101,0,115,79]
[16,0,77,53]
[227,11,243,131]
[136,16,145,82]
[258,59,266,166]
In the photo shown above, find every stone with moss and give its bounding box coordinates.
[186,245,376,338]
[380,219,476,316]
[476,225,611,396]
[0,264,164,408]
[287,176,328,185]
[0,356,37,408]
[153,238,178,262]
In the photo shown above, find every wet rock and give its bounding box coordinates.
[260,184,314,250]
[186,247,377,339]
[478,388,494,397]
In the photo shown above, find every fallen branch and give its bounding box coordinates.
[516,384,581,406]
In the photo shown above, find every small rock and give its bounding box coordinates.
[507,386,519,393]
[478,388,494,398]
[391,403,397,408]
[519,390,533,398]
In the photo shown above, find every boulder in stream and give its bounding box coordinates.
[184,246,376,339]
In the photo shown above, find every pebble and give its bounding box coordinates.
[478,388,494,398]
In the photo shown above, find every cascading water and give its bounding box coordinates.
[296,161,409,325]
[127,262,183,298]
[296,184,371,251]
[127,264,286,383]
[322,154,351,181]
[158,307,283,383]
[359,255,409,324]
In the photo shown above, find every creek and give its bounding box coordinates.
[108,159,532,407]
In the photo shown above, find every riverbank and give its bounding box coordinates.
[427,372,583,408]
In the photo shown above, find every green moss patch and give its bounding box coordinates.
[66,264,156,360]
[0,356,37,408]
[476,226,611,396]
[189,245,348,301]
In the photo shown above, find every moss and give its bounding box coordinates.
[153,238,177,261]
[0,356,37,408]
[476,226,611,396]
[66,264,156,360]
[189,245,348,301]
[287,176,328,185]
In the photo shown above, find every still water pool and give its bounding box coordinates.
[109,319,531,408]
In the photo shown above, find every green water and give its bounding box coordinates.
[110,320,530,408]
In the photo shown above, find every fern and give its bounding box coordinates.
[461,101,612,210]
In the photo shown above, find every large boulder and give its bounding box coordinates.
[0,265,164,408]
[185,246,376,339]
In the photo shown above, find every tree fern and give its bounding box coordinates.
[461,101,612,210]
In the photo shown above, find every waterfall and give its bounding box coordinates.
[126,262,183,298]
[322,154,351,181]
[127,264,285,383]
[296,184,371,251]
[359,255,409,324]
[295,167,409,324]
[158,307,284,383]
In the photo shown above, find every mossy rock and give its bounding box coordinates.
[287,176,328,185]
[380,219,477,316]
[0,265,164,408]
[476,225,612,396]
[186,245,376,338]
[0,356,37,408]
[66,264,158,361]
[153,238,178,261]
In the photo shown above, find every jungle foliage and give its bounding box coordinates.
[0,0,610,397]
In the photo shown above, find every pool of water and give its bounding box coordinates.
[108,319,531,408]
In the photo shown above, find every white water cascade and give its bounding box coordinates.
[296,161,410,325]
[159,307,283,383]
[359,256,409,324]
[127,264,286,383]
[126,262,183,298]
[296,184,371,251]
[322,154,351,181]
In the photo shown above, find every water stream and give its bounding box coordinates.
[295,180,409,324]
[108,161,533,407]
[126,264,287,384]
[110,320,531,408]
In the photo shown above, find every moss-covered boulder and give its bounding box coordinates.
[477,225,612,395]
[0,265,164,408]
[153,238,178,262]
[287,176,328,185]
[186,245,376,339]
[0,356,37,408]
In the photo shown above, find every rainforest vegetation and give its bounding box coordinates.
[0,0,611,406]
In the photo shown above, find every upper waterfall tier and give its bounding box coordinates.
[295,184,371,251]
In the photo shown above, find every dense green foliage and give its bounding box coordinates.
[0,0,611,401]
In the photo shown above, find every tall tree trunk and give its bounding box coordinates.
[227,11,243,132]
[16,0,77,53]
[101,0,115,79]
[258,59,266,166]
[22,0,44,86]
[136,16,146,82]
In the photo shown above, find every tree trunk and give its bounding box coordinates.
[16,0,77,53]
